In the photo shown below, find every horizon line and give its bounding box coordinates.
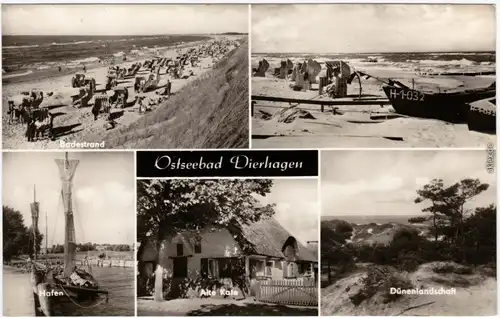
[3,32,248,36]
[322,214,422,217]
[253,50,495,54]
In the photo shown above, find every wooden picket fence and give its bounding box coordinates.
[255,279,318,306]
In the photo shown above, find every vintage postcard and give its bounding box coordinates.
[2,4,249,150]
[251,4,495,148]
[135,153,319,316]
[2,152,136,316]
[320,149,496,315]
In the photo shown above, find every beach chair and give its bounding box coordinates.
[94,94,111,116]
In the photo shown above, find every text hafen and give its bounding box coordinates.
[40,289,64,297]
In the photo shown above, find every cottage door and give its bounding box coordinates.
[173,257,188,278]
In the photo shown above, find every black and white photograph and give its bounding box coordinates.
[251,4,496,148]
[136,179,319,316]
[2,152,135,316]
[2,4,249,149]
[320,150,496,315]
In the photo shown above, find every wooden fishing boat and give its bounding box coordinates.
[30,152,108,316]
[382,81,496,123]
[467,97,496,133]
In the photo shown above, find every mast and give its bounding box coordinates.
[30,185,40,261]
[45,202,48,255]
[55,152,79,277]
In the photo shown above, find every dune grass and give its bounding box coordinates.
[99,41,249,149]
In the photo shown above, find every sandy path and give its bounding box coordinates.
[3,266,36,317]
[2,39,232,149]
[320,270,496,316]
[251,73,496,148]
[137,297,318,316]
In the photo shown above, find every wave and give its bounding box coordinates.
[71,56,101,64]
[407,58,477,66]
[2,34,211,69]
[50,40,94,46]
[3,44,39,49]
[3,70,34,78]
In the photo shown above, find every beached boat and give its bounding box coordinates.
[382,81,496,123]
[30,152,108,316]
[467,97,496,133]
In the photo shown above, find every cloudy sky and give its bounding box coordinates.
[252,4,495,53]
[258,179,318,245]
[2,4,248,35]
[3,152,135,246]
[322,150,496,217]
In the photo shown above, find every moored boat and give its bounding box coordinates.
[467,97,496,133]
[30,153,108,316]
[382,81,496,123]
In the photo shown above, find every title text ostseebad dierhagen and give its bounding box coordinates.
[154,155,303,172]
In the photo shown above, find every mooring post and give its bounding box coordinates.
[251,101,255,116]
[321,104,324,113]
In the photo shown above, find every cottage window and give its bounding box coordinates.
[285,262,298,278]
[208,259,219,278]
[265,261,273,277]
[298,263,307,275]
[218,258,233,278]
[176,244,183,256]
[194,243,202,254]
[201,258,219,278]
[201,258,239,279]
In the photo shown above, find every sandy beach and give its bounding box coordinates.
[2,36,242,149]
[251,56,496,148]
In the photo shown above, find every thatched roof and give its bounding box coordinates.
[238,217,317,262]
[139,217,317,263]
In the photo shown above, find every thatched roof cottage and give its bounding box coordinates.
[138,217,318,299]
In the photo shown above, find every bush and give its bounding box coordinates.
[350,266,389,305]
[431,263,473,275]
[382,273,414,303]
[396,253,424,272]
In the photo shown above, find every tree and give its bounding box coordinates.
[415,178,489,244]
[462,204,496,263]
[321,220,355,285]
[137,179,275,301]
[3,206,43,262]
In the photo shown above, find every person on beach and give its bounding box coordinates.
[156,79,171,97]
[26,117,36,142]
[105,113,117,130]
[34,118,43,140]
[58,66,62,72]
